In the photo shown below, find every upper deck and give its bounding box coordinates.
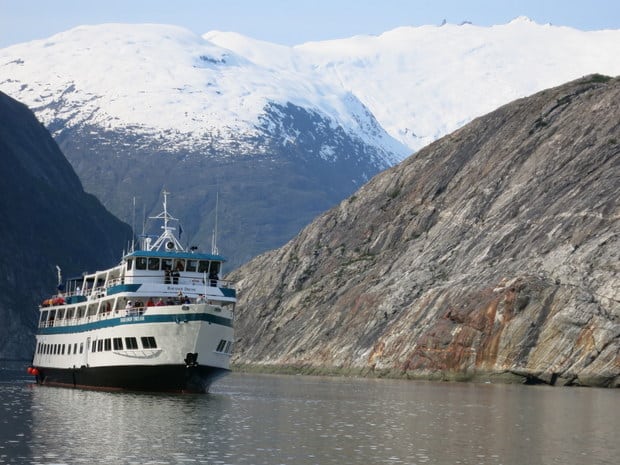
[38,190,236,326]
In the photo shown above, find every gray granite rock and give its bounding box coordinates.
[229,75,619,387]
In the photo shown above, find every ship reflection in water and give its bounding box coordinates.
[1,368,618,465]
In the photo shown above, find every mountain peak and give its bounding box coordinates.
[509,15,536,24]
[1,22,405,161]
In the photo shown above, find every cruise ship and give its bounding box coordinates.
[28,191,235,393]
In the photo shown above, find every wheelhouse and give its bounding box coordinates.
[123,250,225,286]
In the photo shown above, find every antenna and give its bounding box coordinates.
[55,265,62,286]
[211,191,219,255]
[131,197,136,252]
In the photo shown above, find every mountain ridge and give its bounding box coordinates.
[0,91,133,359]
[206,18,620,150]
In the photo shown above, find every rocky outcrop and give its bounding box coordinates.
[0,92,133,360]
[228,75,620,387]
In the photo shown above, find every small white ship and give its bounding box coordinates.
[28,191,235,393]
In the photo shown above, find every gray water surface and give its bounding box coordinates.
[1,363,617,464]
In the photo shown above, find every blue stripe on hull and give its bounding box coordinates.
[37,312,232,335]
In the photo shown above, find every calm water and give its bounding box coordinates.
[0,362,617,465]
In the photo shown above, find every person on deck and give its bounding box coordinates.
[125,301,134,315]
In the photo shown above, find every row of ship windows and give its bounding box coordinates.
[36,336,158,356]
[128,257,221,274]
[91,337,158,352]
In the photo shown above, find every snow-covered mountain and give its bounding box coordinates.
[0,24,408,269]
[0,23,406,163]
[1,19,619,269]
[205,17,620,151]
[2,18,618,157]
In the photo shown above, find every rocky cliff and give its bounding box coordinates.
[228,75,620,387]
[0,92,133,360]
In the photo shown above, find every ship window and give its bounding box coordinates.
[224,341,232,354]
[148,257,160,270]
[209,261,221,275]
[198,260,209,273]
[61,344,65,355]
[104,339,112,351]
[126,258,133,271]
[141,336,157,349]
[40,311,48,323]
[113,337,123,350]
[186,260,197,272]
[162,258,172,271]
[97,340,103,352]
[136,257,147,270]
[68,344,72,355]
[216,339,226,352]
[92,340,97,352]
[125,337,138,350]
[174,259,185,272]
[79,343,83,354]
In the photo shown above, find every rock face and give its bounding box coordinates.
[0,92,133,360]
[228,75,620,387]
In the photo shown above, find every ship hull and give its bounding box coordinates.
[34,364,229,393]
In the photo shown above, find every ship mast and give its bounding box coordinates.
[211,191,219,255]
[147,190,184,252]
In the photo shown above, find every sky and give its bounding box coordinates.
[1,0,619,49]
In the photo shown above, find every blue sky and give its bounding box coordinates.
[1,0,619,48]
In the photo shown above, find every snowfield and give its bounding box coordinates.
[1,17,619,160]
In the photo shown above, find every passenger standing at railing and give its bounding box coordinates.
[125,300,134,315]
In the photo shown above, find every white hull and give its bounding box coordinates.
[33,303,233,392]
